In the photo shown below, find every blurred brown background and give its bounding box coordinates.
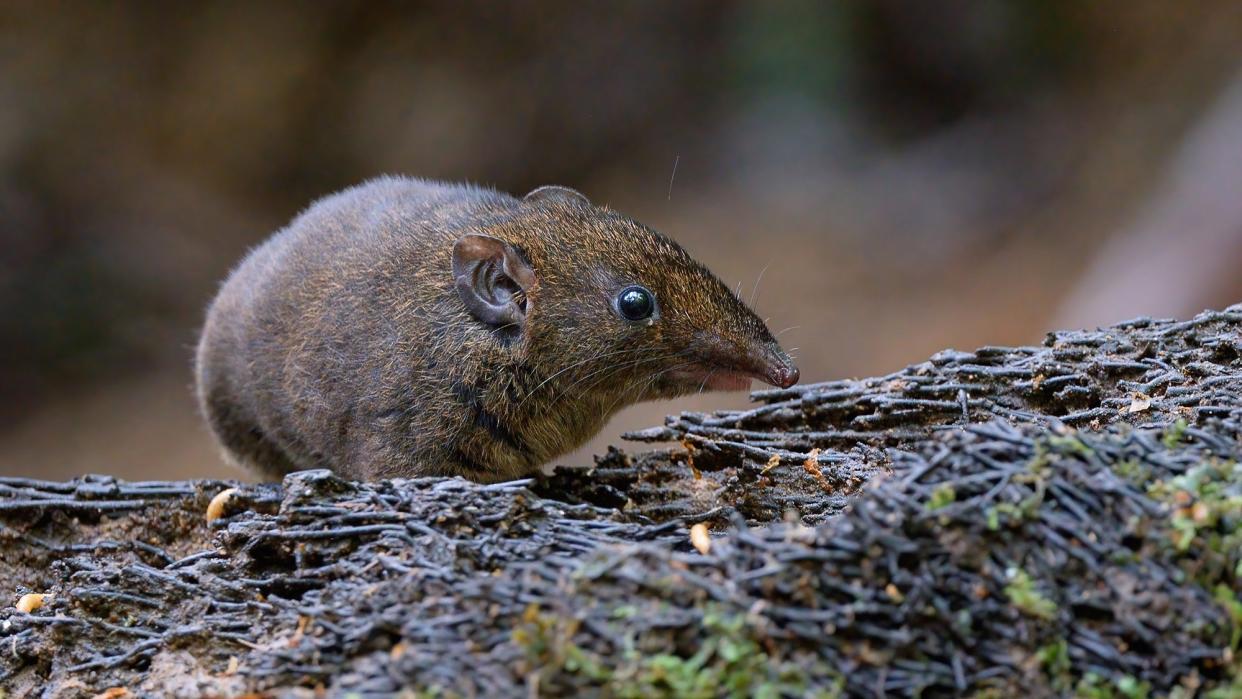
[2,2,1241,481]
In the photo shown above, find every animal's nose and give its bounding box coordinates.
[748,342,799,388]
[758,351,799,388]
[696,331,800,388]
[766,363,800,389]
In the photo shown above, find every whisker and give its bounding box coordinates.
[594,362,669,420]
[532,350,688,420]
[601,361,693,418]
[667,154,679,201]
[491,321,521,335]
[749,261,771,307]
[775,325,800,337]
[517,346,651,409]
[696,369,717,395]
[560,351,685,404]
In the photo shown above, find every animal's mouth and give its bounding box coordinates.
[668,347,800,392]
[666,366,759,392]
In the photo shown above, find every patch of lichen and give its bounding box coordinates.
[974,667,1163,699]
[512,602,839,699]
[1142,427,1242,652]
[984,429,1241,696]
[1004,568,1058,620]
[1065,424,1242,698]
[1071,672,1153,699]
[1147,457,1242,569]
[1066,665,1242,699]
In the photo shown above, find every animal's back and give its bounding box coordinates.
[195,177,513,477]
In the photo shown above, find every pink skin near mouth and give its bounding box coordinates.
[666,346,800,392]
[674,332,800,390]
[669,367,760,392]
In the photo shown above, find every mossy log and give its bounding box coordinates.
[3,306,1241,698]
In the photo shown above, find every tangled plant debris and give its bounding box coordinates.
[1,306,1241,697]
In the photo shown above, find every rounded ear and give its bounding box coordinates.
[523,185,590,208]
[451,234,536,330]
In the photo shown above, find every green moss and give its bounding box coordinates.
[1004,568,1057,620]
[1115,675,1152,699]
[1074,673,1111,698]
[1163,419,1189,448]
[927,483,956,511]
[513,603,839,698]
[1214,584,1242,651]
[1112,459,1150,483]
[611,605,640,620]
[1202,661,1242,699]
[1072,673,1150,699]
[1037,638,1072,692]
[1048,434,1093,456]
[986,502,1032,531]
[1144,460,1242,626]
[1129,452,1242,694]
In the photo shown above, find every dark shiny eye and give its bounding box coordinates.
[616,286,656,322]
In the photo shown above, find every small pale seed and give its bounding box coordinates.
[206,487,240,523]
[690,523,711,555]
[16,593,48,613]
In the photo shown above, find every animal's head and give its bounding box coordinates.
[451,185,798,409]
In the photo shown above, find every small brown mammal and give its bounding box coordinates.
[195,177,798,482]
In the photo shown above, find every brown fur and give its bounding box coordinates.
[195,177,796,482]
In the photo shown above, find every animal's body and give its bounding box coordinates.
[195,177,797,482]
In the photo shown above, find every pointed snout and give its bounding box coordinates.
[764,358,800,388]
[755,346,800,388]
[692,331,800,389]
